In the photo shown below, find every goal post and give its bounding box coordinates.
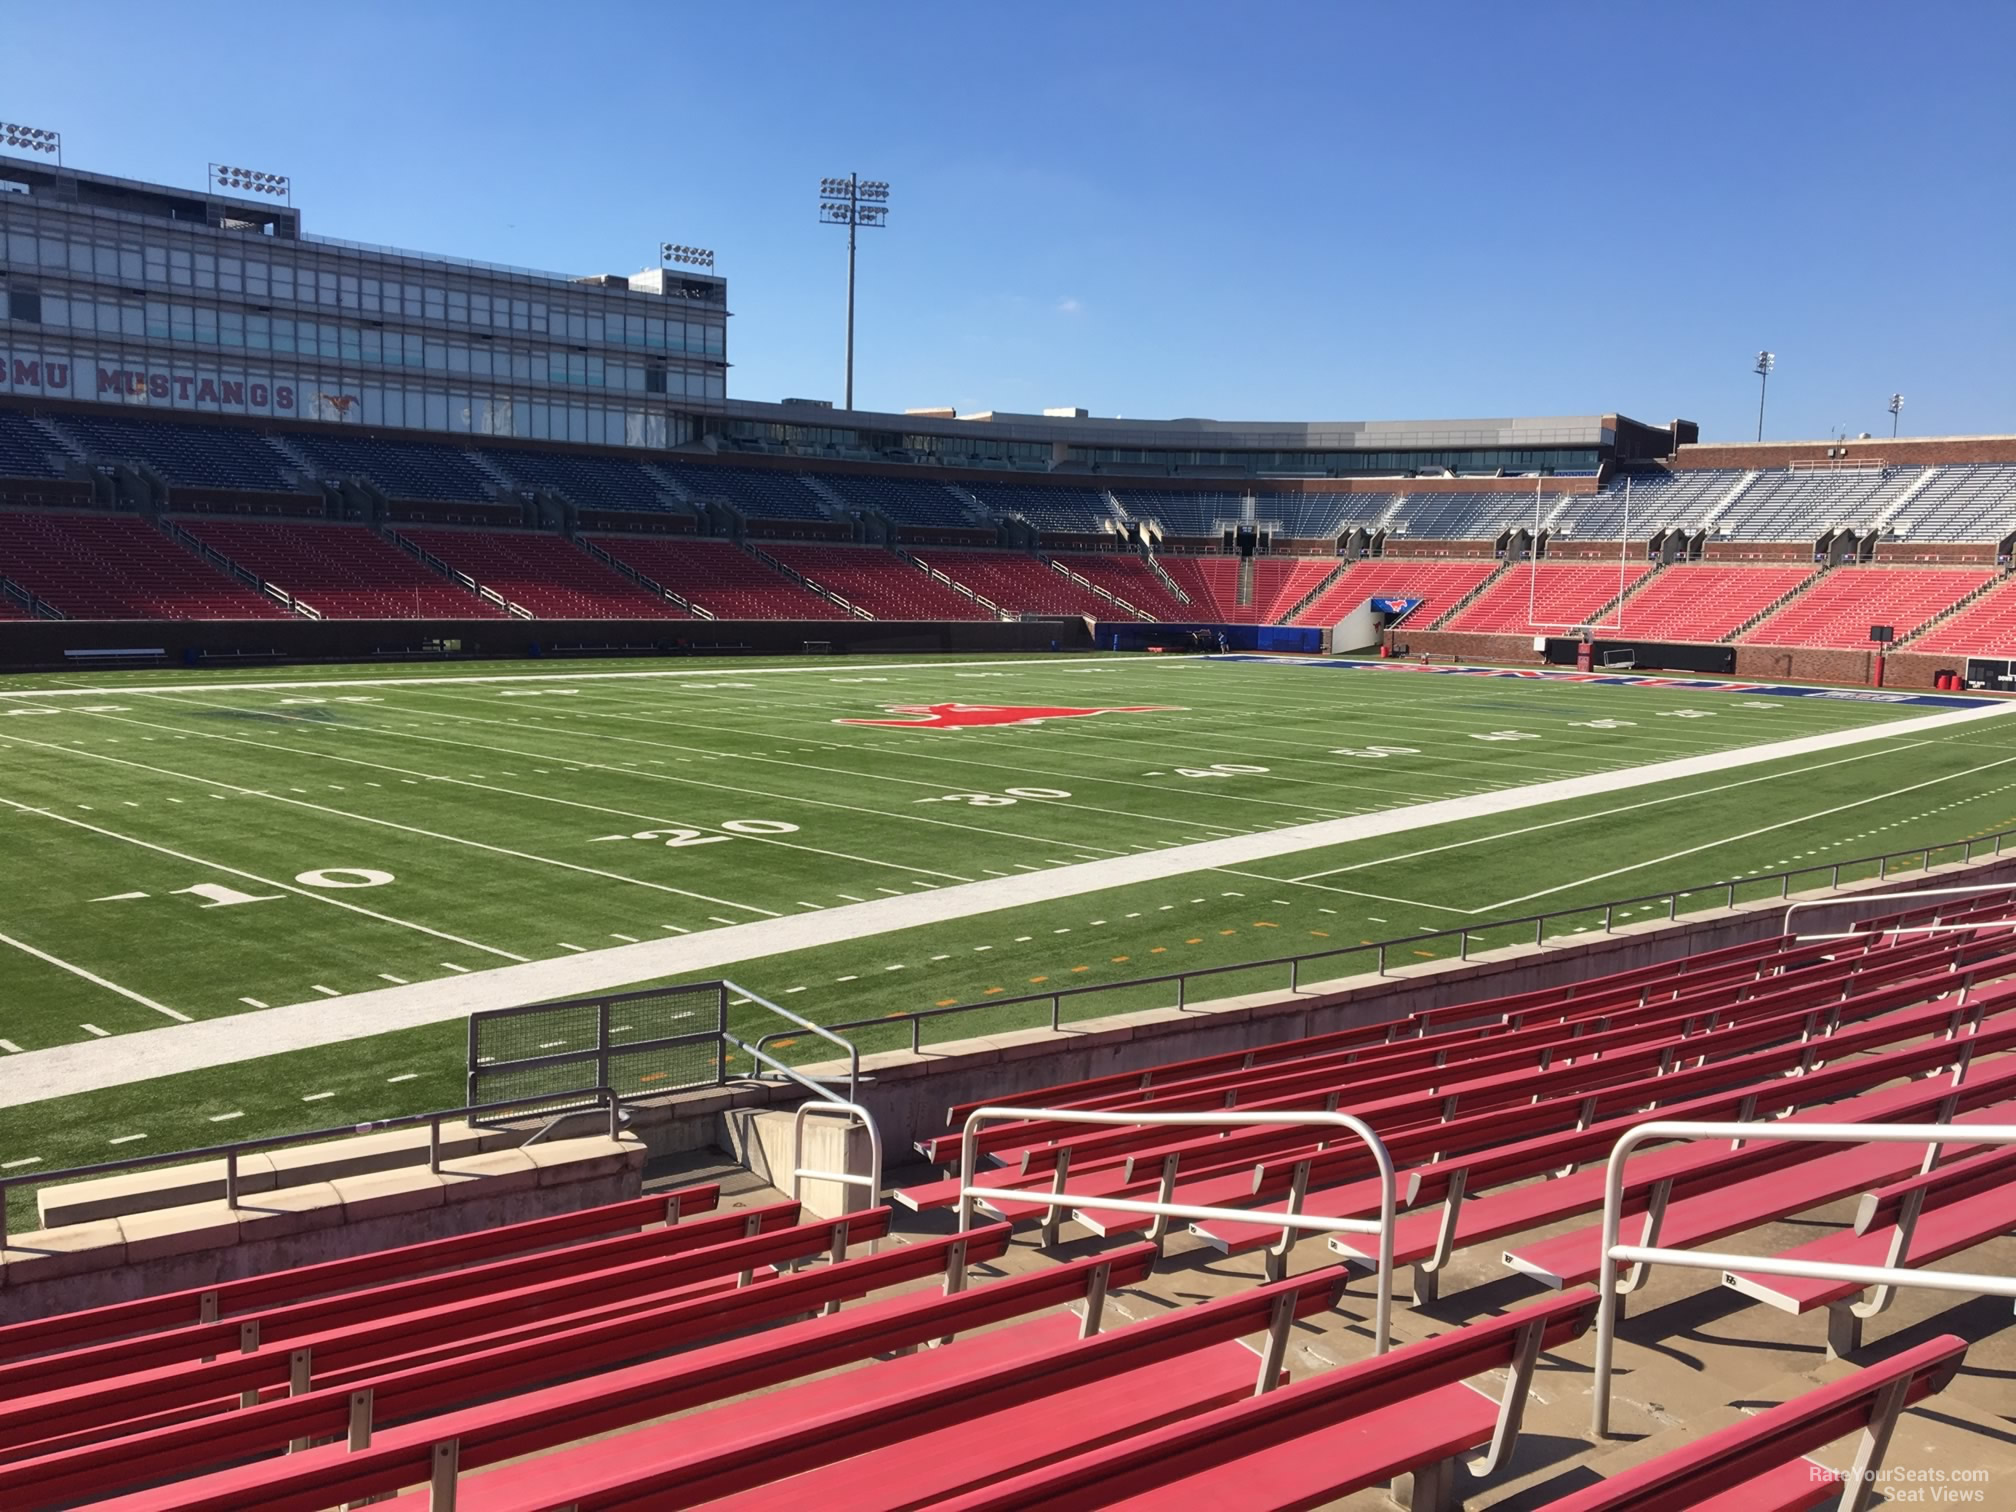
[1524,475,1634,635]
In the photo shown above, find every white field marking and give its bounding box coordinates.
[238,997,268,1009]
[109,1133,146,1145]
[0,1040,20,1054]
[331,695,1164,858]
[0,799,526,962]
[208,1111,244,1122]
[558,943,587,953]
[1286,742,1922,885]
[0,654,1175,701]
[0,929,193,1022]
[80,1024,109,1037]
[1476,752,2016,914]
[572,686,1613,810]
[1213,867,1470,914]
[5,699,2013,1110]
[386,1072,418,1083]
[302,1091,336,1101]
[609,933,639,943]
[528,697,1337,828]
[441,962,469,972]
[1,732,782,920]
[1,1156,40,1168]
[311,986,339,997]
[377,973,409,984]
[118,702,976,885]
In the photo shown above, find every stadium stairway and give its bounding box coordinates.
[175,517,506,620]
[0,510,292,621]
[1739,565,1995,648]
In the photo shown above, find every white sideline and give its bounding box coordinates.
[3,697,2012,1109]
[0,653,1167,700]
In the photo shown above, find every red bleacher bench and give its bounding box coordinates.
[1723,1145,2016,1356]
[923,1290,1599,1512]
[1539,1334,1967,1512]
[80,1237,1143,1511]
[373,1261,1347,1510]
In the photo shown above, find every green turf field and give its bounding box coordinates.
[4,651,2015,1197]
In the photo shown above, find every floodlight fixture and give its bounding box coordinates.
[1753,350,1775,443]
[817,172,893,410]
[1888,392,1903,438]
[0,121,60,160]
[660,242,715,270]
[210,163,291,200]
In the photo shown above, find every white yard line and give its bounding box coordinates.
[4,697,2011,1110]
[0,798,527,964]
[0,930,192,1021]
[1285,744,1920,883]
[115,699,976,885]
[1472,753,2016,914]
[0,733,782,919]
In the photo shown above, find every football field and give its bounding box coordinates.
[3,651,2015,1189]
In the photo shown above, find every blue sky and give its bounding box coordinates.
[6,1,2011,441]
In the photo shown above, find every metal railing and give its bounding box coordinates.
[1590,1119,2016,1444]
[953,1106,1395,1359]
[756,830,2016,1065]
[0,1088,624,1251]
[1784,886,2016,940]
[728,982,860,1106]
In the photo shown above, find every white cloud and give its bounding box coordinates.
[1055,296,1083,316]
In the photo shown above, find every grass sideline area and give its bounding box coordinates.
[3,650,2015,1214]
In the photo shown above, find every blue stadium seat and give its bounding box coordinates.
[0,410,67,479]
[479,448,690,516]
[55,413,300,493]
[288,432,496,503]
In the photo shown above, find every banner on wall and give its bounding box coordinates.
[0,341,354,418]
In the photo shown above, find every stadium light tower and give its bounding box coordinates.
[0,121,61,163]
[1888,392,1903,438]
[818,174,891,411]
[1752,350,1775,443]
[660,242,715,271]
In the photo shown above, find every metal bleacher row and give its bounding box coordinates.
[5,892,2009,1506]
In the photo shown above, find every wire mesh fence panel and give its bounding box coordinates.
[608,1034,725,1099]
[469,982,727,1105]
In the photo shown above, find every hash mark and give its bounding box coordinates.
[387,1073,419,1083]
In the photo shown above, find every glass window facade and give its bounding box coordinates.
[0,195,721,449]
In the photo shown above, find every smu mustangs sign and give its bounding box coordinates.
[835,702,1183,729]
[1,343,357,421]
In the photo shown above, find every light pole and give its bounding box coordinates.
[660,242,715,273]
[0,121,61,164]
[819,175,891,411]
[1888,392,1903,438]
[1753,350,1774,443]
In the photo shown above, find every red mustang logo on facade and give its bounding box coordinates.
[834,702,1184,729]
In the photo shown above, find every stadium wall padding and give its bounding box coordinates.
[0,616,1097,672]
[1389,629,1968,690]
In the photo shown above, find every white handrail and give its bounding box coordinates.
[1784,886,2016,941]
[955,1105,1395,1354]
[1591,1119,2016,1439]
[790,1097,883,1211]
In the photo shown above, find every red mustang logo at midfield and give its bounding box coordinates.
[834,702,1184,729]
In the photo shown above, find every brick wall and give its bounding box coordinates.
[1385,540,1500,560]
[1704,541,1816,562]
[1874,543,1999,565]
[1677,437,2016,469]
[1386,630,1976,692]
